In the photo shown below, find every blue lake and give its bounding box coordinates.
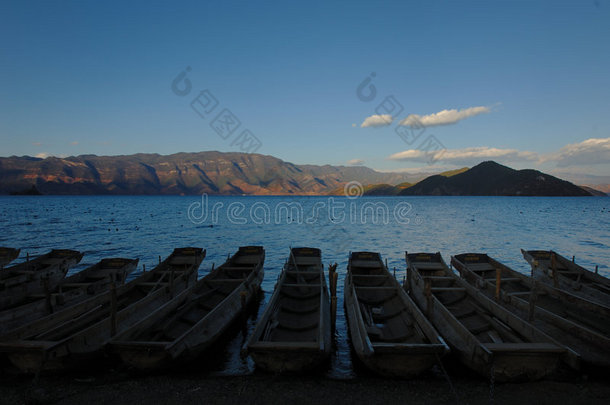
[1,195,608,378]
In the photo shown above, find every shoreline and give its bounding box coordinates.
[2,365,609,405]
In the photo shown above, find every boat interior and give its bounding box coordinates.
[455,253,610,336]
[121,247,263,344]
[262,248,323,343]
[350,252,428,344]
[409,254,538,346]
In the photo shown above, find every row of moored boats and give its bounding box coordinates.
[0,246,608,381]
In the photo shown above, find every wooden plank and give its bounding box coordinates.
[135,282,169,287]
[248,341,320,350]
[482,343,563,353]
[351,274,389,278]
[467,263,495,272]
[220,267,253,271]
[487,277,522,283]
[0,340,58,350]
[60,283,95,288]
[413,263,445,270]
[371,343,448,354]
[112,340,168,348]
[282,283,321,288]
[422,276,455,281]
[506,291,531,296]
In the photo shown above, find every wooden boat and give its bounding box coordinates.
[0,247,20,268]
[522,250,610,307]
[0,249,84,310]
[405,252,571,381]
[246,247,331,373]
[110,246,264,371]
[0,247,204,373]
[344,252,448,378]
[453,253,606,368]
[0,258,138,334]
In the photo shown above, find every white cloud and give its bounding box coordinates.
[346,159,365,166]
[375,165,456,174]
[382,138,610,177]
[545,137,610,167]
[360,114,393,128]
[34,153,68,159]
[399,106,490,128]
[388,146,538,165]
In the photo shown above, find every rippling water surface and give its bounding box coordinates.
[1,195,608,378]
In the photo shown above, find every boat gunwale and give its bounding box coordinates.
[246,247,330,361]
[406,251,575,374]
[0,259,139,336]
[453,252,608,366]
[0,248,205,369]
[347,251,448,356]
[111,247,265,357]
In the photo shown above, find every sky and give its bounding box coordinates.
[1,0,609,183]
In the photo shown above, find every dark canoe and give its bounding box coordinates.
[0,258,139,334]
[345,251,448,378]
[0,249,84,310]
[522,250,610,307]
[246,247,331,373]
[406,252,571,382]
[0,247,204,373]
[0,248,20,268]
[110,246,264,371]
[452,253,605,367]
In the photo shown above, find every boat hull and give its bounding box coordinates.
[522,250,610,307]
[0,250,83,310]
[115,269,263,371]
[0,248,204,373]
[344,293,442,378]
[345,251,448,378]
[0,258,138,334]
[454,253,610,368]
[0,248,20,268]
[406,252,567,382]
[111,246,265,371]
[249,343,329,373]
[246,247,331,373]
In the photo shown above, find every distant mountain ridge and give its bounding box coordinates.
[397,161,593,196]
[0,152,415,195]
[0,153,601,196]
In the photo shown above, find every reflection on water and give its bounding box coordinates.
[1,195,608,378]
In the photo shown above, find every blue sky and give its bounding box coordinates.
[1,0,609,180]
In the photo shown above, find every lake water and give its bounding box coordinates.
[1,195,608,378]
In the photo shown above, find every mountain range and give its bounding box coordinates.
[0,152,604,196]
[363,161,596,196]
[0,152,414,195]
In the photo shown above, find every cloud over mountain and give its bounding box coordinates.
[360,114,393,127]
[346,158,365,166]
[547,137,610,167]
[389,146,538,165]
[399,106,490,127]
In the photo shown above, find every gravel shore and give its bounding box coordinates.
[2,367,609,405]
